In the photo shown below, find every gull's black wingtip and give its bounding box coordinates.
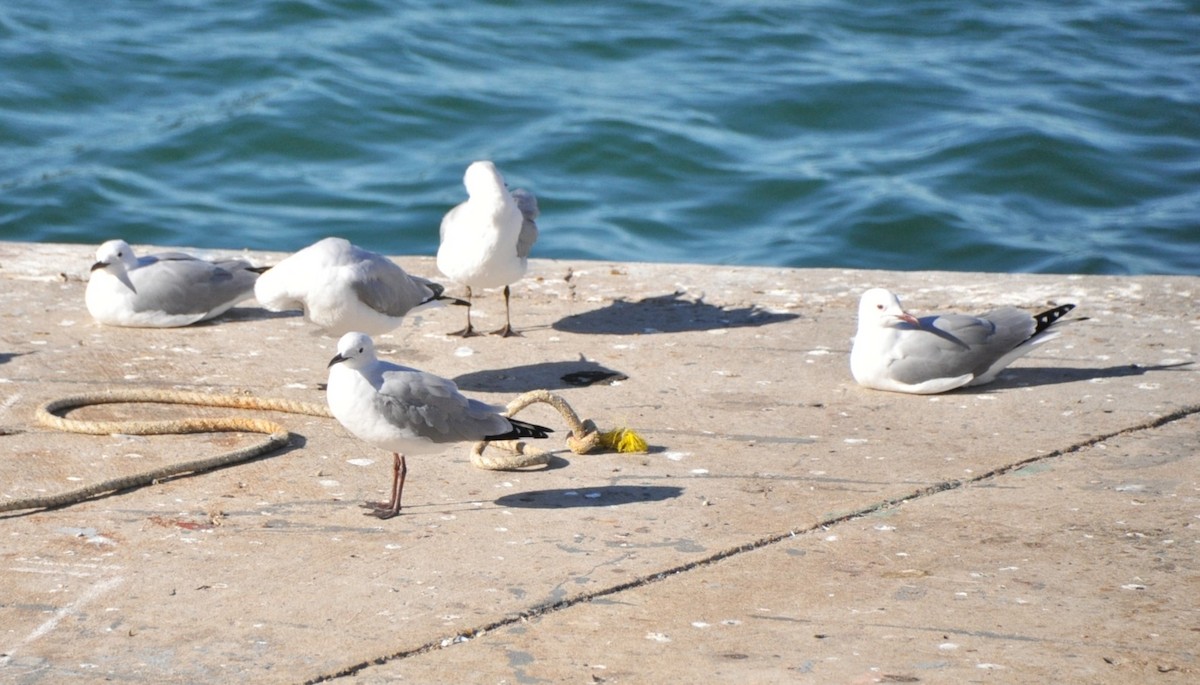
[490,418,554,441]
[1033,303,1076,334]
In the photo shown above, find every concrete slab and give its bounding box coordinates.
[377,412,1198,685]
[0,241,1196,683]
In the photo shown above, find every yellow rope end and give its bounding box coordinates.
[598,427,649,454]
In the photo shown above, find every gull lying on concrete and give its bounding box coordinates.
[85,239,265,327]
[254,237,461,337]
[850,287,1075,394]
[326,331,553,519]
[436,160,539,337]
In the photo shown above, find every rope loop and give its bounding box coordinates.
[8,387,630,512]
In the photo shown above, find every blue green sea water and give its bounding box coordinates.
[2,0,1198,274]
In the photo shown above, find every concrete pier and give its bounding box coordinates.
[1,241,1197,683]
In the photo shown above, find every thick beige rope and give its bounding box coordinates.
[5,387,606,513]
[471,389,602,469]
[0,388,332,514]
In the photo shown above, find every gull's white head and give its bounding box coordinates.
[463,160,507,200]
[328,331,377,369]
[90,239,140,292]
[92,239,138,274]
[857,288,920,330]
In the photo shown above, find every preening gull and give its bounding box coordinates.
[85,239,265,328]
[326,331,553,519]
[436,160,539,337]
[254,237,462,337]
[850,287,1075,394]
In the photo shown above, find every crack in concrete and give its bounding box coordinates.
[304,403,1200,684]
[864,621,1199,659]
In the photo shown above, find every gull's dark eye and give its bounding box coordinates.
[875,303,884,310]
[358,347,364,354]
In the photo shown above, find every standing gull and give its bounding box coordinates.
[85,239,266,328]
[254,237,462,337]
[436,160,539,337]
[326,331,553,519]
[850,287,1075,394]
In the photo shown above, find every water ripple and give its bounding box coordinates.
[1,0,1197,274]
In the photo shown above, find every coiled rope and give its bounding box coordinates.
[3,387,632,514]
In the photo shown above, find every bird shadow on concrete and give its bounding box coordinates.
[495,485,684,510]
[0,351,31,365]
[453,356,629,393]
[552,290,799,335]
[207,307,302,326]
[978,361,1194,392]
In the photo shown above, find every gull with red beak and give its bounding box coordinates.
[850,287,1075,394]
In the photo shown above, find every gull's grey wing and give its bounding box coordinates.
[129,257,258,316]
[374,369,510,443]
[886,309,1036,385]
[136,252,198,267]
[511,188,539,259]
[208,257,268,275]
[348,248,439,318]
[932,309,1034,348]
